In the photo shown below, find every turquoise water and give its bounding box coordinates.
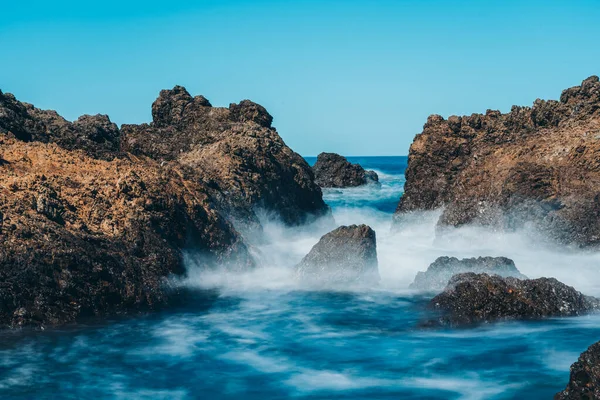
[2,156,599,399]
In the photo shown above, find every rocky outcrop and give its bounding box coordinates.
[395,76,600,247]
[555,341,600,399]
[0,136,251,328]
[295,224,379,285]
[410,256,526,291]
[312,152,379,188]
[427,273,600,326]
[0,90,120,159]
[121,86,329,228]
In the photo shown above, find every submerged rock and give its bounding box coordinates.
[410,256,526,292]
[395,76,600,247]
[295,224,379,285]
[428,273,599,326]
[312,152,379,188]
[555,341,600,399]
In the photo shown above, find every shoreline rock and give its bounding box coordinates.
[555,341,600,399]
[295,224,379,285]
[410,256,526,292]
[312,152,379,188]
[427,273,599,327]
[395,76,600,247]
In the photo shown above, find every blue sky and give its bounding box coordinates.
[1,0,599,155]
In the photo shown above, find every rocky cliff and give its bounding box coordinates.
[395,76,600,246]
[0,86,329,328]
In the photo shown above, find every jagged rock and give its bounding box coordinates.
[427,273,600,327]
[395,76,600,247]
[410,256,526,291]
[295,224,379,285]
[555,341,600,399]
[0,89,120,158]
[312,152,379,188]
[121,86,329,228]
[0,136,251,328]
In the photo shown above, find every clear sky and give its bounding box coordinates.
[1,0,599,156]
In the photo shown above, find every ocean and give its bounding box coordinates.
[2,156,600,399]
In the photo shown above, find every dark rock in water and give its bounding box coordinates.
[295,224,379,285]
[410,256,526,291]
[428,273,600,327]
[555,341,600,399]
[312,152,379,188]
[394,76,600,247]
[121,86,329,227]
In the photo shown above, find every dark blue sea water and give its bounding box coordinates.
[2,156,600,399]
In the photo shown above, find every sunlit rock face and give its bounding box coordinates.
[312,152,379,188]
[426,273,600,327]
[555,341,600,399]
[395,76,600,247]
[410,256,526,292]
[295,224,379,286]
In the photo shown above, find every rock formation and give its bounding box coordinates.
[312,152,379,188]
[395,76,600,247]
[295,224,379,285]
[0,85,330,328]
[555,341,600,399]
[427,273,600,326]
[121,86,330,228]
[410,256,526,291]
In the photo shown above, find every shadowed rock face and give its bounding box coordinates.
[121,86,329,227]
[410,256,526,292]
[295,224,379,285]
[395,76,600,247]
[312,152,379,188]
[0,90,120,159]
[427,273,600,327]
[555,341,600,399]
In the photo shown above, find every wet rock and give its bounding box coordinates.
[555,341,600,399]
[312,152,379,188]
[395,76,600,247]
[410,256,526,292]
[427,273,600,327]
[121,86,329,227]
[295,224,379,285]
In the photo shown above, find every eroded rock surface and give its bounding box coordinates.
[121,86,329,227]
[410,256,526,292]
[395,76,600,247]
[312,152,379,188]
[428,273,599,326]
[555,341,600,399]
[295,224,379,285]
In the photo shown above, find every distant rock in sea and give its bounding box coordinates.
[395,76,600,247]
[312,152,379,188]
[0,86,329,328]
[555,341,600,399]
[410,256,526,292]
[426,273,600,327]
[295,224,379,285]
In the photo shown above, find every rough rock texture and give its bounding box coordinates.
[121,86,329,228]
[295,225,379,285]
[395,76,600,247]
[555,341,600,399]
[410,256,526,291]
[0,90,120,159]
[0,136,251,328]
[428,273,600,326]
[312,152,379,188]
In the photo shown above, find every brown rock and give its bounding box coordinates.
[555,341,600,399]
[395,76,600,247]
[312,152,379,188]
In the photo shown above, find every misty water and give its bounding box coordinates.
[3,156,600,399]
